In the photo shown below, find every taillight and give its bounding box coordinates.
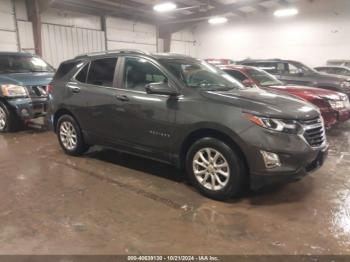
[47,84,53,94]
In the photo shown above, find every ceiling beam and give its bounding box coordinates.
[161,0,271,24]
[51,0,157,24]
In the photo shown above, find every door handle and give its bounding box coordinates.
[67,85,81,93]
[115,95,129,102]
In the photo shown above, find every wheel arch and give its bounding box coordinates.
[179,127,250,175]
[53,108,81,133]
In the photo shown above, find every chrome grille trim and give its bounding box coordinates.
[26,85,48,98]
[299,117,326,148]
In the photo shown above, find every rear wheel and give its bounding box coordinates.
[186,137,246,200]
[57,115,89,156]
[0,102,21,132]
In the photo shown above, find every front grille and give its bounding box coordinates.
[299,117,326,148]
[26,85,48,98]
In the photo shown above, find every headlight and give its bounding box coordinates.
[340,81,350,89]
[1,84,28,97]
[245,113,301,134]
[328,100,345,110]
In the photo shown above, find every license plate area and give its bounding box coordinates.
[32,103,47,115]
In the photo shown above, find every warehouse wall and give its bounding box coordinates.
[15,0,35,54]
[0,0,19,52]
[41,8,105,68]
[0,1,194,67]
[106,17,157,52]
[170,29,197,57]
[194,0,350,67]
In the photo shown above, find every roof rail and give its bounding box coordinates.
[75,49,149,59]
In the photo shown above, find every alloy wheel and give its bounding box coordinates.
[59,121,78,151]
[192,147,230,191]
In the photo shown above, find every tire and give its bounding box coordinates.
[186,137,246,201]
[0,101,22,133]
[56,114,89,156]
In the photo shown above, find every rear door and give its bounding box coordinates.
[64,56,124,140]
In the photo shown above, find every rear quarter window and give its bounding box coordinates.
[54,60,83,80]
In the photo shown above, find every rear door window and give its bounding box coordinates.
[76,63,89,83]
[87,58,118,87]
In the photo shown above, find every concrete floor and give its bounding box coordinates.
[0,121,350,255]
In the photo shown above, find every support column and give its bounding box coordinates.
[27,0,42,56]
[158,26,172,52]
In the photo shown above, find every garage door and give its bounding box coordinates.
[42,23,105,68]
[0,0,18,52]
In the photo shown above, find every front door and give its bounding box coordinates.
[113,56,177,159]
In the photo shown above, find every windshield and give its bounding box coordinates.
[291,61,318,74]
[159,59,244,91]
[248,68,283,86]
[0,55,54,74]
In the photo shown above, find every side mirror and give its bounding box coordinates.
[242,79,255,87]
[145,82,179,96]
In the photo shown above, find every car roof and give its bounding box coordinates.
[74,49,198,62]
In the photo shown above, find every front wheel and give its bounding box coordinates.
[57,115,89,156]
[0,102,21,133]
[186,137,246,201]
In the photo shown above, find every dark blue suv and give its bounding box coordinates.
[0,52,54,132]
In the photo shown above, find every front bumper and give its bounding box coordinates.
[238,125,328,189]
[7,97,48,120]
[250,146,328,189]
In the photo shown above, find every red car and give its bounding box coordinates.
[220,65,350,128]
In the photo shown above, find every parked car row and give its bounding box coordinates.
[206,58,350,128]
[219,65,350,128]
[1,50,348,201]
[239,59,350,98]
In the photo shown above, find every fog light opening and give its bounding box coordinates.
[261,151,281,169]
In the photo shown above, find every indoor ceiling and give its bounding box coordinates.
[48,0,305,25]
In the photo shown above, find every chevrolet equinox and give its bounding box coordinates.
[47,50,328,200]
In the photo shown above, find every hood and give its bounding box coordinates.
[0,72,54,86]
[267,85,347,101]
[201,87,320,120]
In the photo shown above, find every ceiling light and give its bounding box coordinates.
[208,16,228,25]
[274,8,299,17]
[153,2,177,12]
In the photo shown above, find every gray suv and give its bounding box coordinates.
[47,50,328,200]
[239,59,350,98]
